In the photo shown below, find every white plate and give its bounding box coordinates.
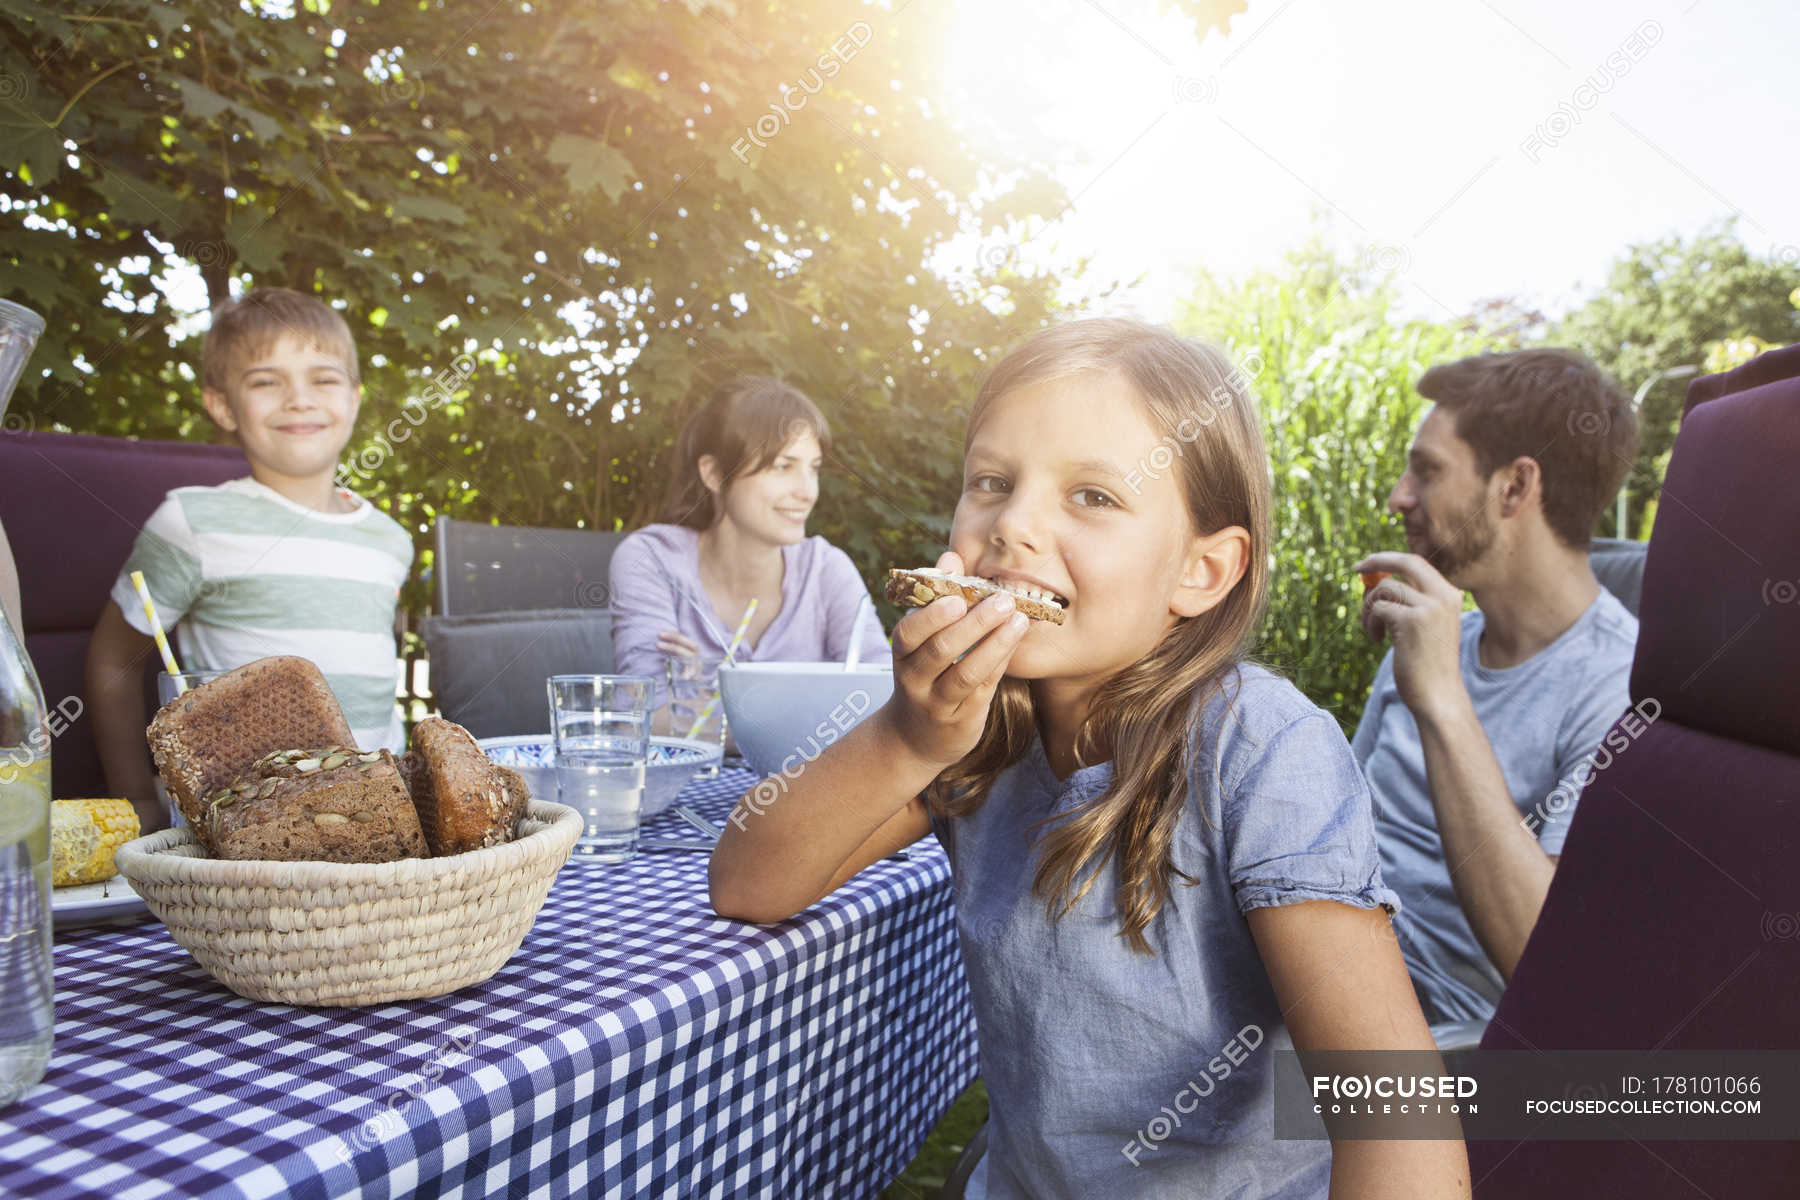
[52,874,151,930]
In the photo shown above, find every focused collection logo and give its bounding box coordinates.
[1310,1072,1479,1116]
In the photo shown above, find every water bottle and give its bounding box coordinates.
[0,297,51,1108]
[0,618,51,1108]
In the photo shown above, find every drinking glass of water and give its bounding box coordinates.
[547,675,653,863]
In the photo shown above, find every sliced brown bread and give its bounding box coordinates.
[884,567,1067,625]
[147,656,357,852]
[404,717,529,856]
[207,747,428,863]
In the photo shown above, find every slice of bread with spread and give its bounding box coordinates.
[884,567,1067,625]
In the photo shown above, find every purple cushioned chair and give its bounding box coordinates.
[1469,344,1800,1197]
[0,430,247,799]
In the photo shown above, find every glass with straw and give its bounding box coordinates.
[670,599,756,778]
[665,654,727,777]
[131,572,219,827]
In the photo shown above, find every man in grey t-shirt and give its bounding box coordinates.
[1351,348,1644,1027]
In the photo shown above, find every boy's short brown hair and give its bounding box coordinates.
[1417,348,1638,549]
[202,288,360,395]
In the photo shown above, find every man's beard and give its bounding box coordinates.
[1409,496,1497,580]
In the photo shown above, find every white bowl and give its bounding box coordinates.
[717,661,895,780]
[476,735,723,818]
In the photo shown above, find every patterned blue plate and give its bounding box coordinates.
[477,734,723,817]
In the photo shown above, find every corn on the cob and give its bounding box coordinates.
[51,798,139,887]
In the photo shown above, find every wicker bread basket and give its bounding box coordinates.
[114,800,582,1007]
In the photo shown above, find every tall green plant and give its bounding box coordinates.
[1176,245,1494,731]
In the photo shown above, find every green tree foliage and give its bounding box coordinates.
[1177,243,1495,730]
[1554,222,1800,535]
[1,0,1113,615]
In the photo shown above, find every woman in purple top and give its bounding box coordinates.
[608,377,887,726]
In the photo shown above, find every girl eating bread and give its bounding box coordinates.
[709,319,1468,1198]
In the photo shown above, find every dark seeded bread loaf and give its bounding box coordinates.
[208,746,428,863]
[404,718,529,856]
[147,657,358,853]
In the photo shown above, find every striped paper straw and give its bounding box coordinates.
[723,597,758,664]
[129,570,185,692]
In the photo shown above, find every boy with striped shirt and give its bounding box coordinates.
[86,289,412,831]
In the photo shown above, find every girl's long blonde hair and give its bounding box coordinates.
[925,318,1272,955]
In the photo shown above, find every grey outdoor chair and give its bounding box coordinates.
[941,1121,987,1200]
[1589,536,1647,616]
[432,515,625,616]
[423,517,628,738]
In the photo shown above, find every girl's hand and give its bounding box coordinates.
[656,630,701,661]
[882,550,1030,770]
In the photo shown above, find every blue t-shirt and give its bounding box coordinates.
[1352,589,1637,1026]
[934,664,1398,1200]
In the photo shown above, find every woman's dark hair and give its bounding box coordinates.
[655,377,832,529]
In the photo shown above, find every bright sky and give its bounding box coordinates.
[934,0,1800,323]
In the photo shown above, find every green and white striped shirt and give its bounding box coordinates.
[111,477,413,752]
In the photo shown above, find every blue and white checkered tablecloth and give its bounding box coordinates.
[0,771,979,1200]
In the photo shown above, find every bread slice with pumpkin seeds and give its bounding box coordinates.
[147,656,358,854]
[207,746,428,863]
